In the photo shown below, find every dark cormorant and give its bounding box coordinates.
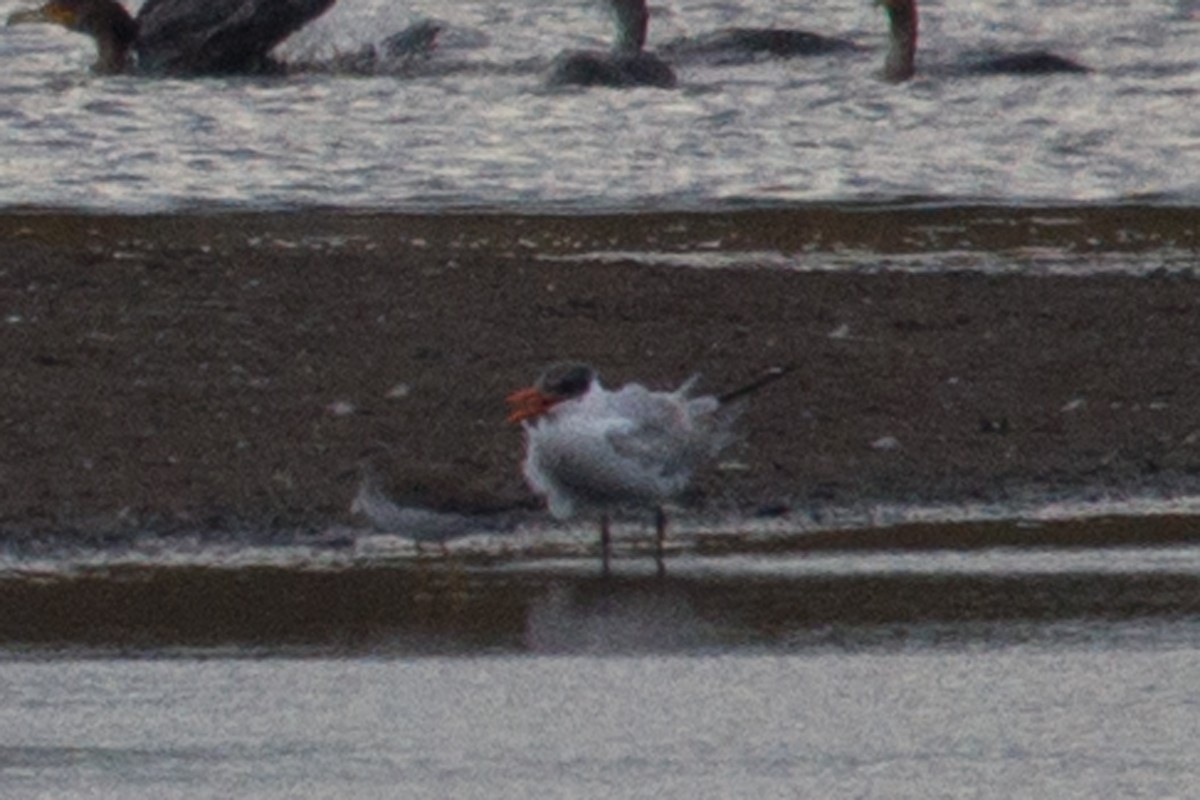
[548,0,675,89]
[6,0,335,75]
[320,18,442,75]
[660,27,861,65]
[880,0,1089,82]
[659,2,863,67]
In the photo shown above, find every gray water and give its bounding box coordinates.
[1,0,1197,211]
[2,642,1200,798]
[3,537,1200,797]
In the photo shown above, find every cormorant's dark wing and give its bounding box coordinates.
[974,51,1089,75]
[548,50,676,89]
[660,28,861,66]
[134,0,335,75]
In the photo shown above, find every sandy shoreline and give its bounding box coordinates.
[3,207,1200,539]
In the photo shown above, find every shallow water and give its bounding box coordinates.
[2,647,1200,798]
[2,593,1200,798]
[5,508,1200,653]
[4,522,1200,795]
[1,0,1197,211]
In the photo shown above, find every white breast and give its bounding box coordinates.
[521,378,730,519]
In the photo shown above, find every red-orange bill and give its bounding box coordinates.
[506,387,555,424]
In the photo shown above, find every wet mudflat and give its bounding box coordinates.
[4,206,1200,540]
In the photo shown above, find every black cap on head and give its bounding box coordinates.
[537,362,596,400]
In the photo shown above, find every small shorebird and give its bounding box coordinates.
[506,362,784,577]
[349,447,528,546]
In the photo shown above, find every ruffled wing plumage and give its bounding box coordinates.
[522,376,735,518]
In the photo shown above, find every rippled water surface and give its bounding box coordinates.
[1,0,1197,211]
[3,623,1200,798]
[5,647,1200,800]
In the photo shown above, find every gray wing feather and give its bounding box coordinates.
[605,380,730,480]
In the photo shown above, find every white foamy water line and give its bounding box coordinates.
[484,545,1200,581]
[6,491,1200,578]
[541,245,1200,276]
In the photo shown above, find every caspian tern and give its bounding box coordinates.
[506,362,784,577]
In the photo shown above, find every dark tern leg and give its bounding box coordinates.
[654,506,667,579]
[600,513,612,577]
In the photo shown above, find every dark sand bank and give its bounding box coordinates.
[3,206,1200,539]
